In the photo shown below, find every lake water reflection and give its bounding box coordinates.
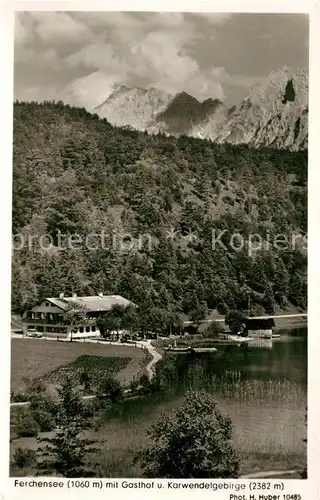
[212,327,306,383]
[169,327,307,471]
[173,327,307,386]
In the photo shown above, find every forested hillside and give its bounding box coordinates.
[12,101,307,321]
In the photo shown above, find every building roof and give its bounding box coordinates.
[46,295,135,312]
[244,317,275,328]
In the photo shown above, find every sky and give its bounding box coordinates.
[14,12,309,110]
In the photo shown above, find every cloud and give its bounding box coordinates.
[221,73,267,89]
[63,72,118,109]
[14,12,307,108]
[65,42,120,70]
[127,29,224,99]
[14,12,231,106]
[14,14,33,46]
[192,13,233,25]
[72,11,143,30]
[15,83,61,103]
[29,11,93,44]
[15,46,59,66]
[58,12,226,102]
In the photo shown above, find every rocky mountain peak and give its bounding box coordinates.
[94,85,172,130]
[214,66,308,150]
[94,67,308,151]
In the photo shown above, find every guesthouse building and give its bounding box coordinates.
[22,293,135,340]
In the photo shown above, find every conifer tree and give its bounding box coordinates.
[37,377,98,477]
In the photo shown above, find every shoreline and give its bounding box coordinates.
[273,317,307,330]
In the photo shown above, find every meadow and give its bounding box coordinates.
[11,338,148,393]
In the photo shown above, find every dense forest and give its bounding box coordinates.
[12,101,307,322]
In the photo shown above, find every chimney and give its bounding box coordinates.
[59,293,64,299]
[98,292,103,298]
[72,293,77,298]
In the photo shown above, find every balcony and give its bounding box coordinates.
[23,317,65,325]
[24,317,94,327]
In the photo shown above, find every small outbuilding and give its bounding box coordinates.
[243,317,275,338]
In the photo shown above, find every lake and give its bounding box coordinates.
[177,327,307,387]
[99,327,307,476]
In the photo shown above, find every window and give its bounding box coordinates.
[45,302,50,307]
[86,326,90,332]
[92,325,96,332]
[79,327,84,333]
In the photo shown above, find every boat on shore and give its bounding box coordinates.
[228,335,253,343]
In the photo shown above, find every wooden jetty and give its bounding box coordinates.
[164,345,217,354]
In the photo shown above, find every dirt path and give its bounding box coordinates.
[137,341,163,380]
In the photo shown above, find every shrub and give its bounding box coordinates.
[24,378,46,395]
[202,321,224,338]
[149,375,161,393]
[29,393,56,412]
[11,391,29,402]
[13,447,36,468]
[129,377,140,393]
[225,310,246,335]
[97,376,123,403]
[14,408,39,438]
[136,374,152,395]
[135,390,240,478]
[139,374,150,387]
[222,195,235,206]
[79,369,93,392]
[32,409,55,432]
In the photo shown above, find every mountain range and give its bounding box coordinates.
[95,66,308,151]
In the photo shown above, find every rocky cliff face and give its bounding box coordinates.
[95,67,308,151]
[213,67,308,151]
[150,92,224,136]
[95,85,173,130]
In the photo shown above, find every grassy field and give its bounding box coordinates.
[11,339,147,392]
